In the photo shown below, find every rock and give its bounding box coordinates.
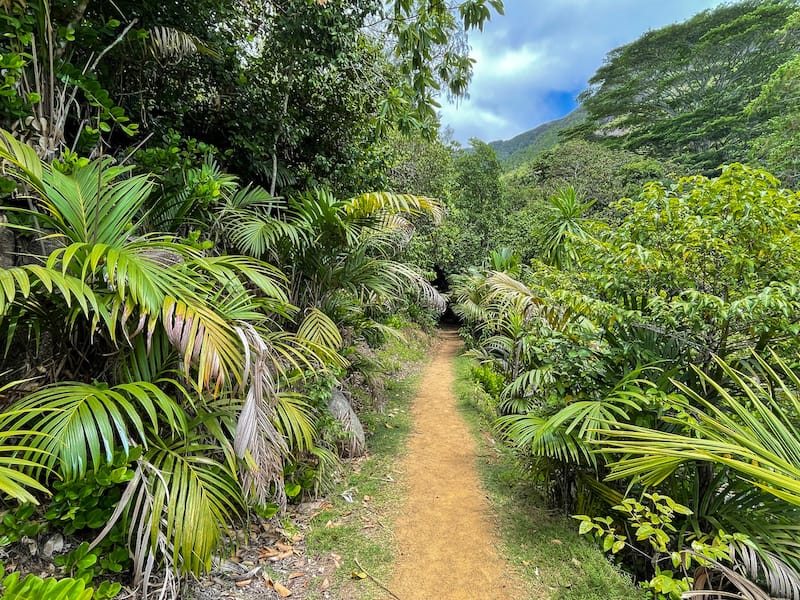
[327,389,366,458]
[42,533,64,558]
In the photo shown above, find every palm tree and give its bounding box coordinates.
[0,129,337,596]
[211,185,446,454]
[539,186,595,270]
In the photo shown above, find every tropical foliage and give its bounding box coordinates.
[571,0,800,174]
[453,164,800,597]
[5,0,800,598]
[0,116,446,596]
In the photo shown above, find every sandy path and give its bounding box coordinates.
[390,330,526,600]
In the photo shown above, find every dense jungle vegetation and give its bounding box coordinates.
[452,1,800,598]
[1,0,800,598]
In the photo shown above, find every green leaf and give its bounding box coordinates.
[285,482,301,498]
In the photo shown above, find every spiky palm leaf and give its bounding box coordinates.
[0,379,52,504]
[145,26,220,61]
[497,372,652,468]
[497,413,592,464]
[35,160,151,244]
[539,186,595,269]
[1,135,258,392]
[688,541,800,600]
[450,270,492,326]
[226,210,306,259]
[0,264,103,321]
[273,392,317,452]
[0,128,45,191]
[296,307,343,351]
[601,353,800,506]
[148,438,243,574]
[499,366,556,408]
[483,270,586,333]
[343,191,443,224]
[48,239,185,320]
[0,381,187,481]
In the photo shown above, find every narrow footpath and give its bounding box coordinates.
[390,330,527,600]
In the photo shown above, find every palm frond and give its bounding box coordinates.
[0,381,187,481]
[233,323,288,505]
[274,392,317,452]
[162,296,246,390]
[296,307,342,351]
[146,26,219,60]
[383,261,447,313]
[49,240,180,319]
[0,128,45,193]
[0,380,51,504]
[0,264,104,322]
[688,541,800,600]
[37,160,151,245]
[188,254,291,315]
[344,191,444,224]
[501,367,555,402]
[144,438,243,575]
[496,413,594,465]
[602,353,800,507]
[226,211,306,258]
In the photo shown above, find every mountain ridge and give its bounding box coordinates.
[489,107,586,169]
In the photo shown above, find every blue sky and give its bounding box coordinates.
[440,0,722,144]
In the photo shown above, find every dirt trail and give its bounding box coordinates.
[390,330,527,600]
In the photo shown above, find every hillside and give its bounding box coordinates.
[489,107,585,169]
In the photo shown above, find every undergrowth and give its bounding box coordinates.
[453,354,646,600]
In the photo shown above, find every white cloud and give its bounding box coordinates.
[476,46,542,78]
[439,103,516,142]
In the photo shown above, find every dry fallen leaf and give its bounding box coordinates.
[235,579,252,587]
[320,578,330,590]
[276,542,293,552]
[274,582,292,597]
[288,572,304,580]
[259,547,280,559]
[270,550,293,561]
[550,539,563,545]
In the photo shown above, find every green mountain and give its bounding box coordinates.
[489,107,585,169]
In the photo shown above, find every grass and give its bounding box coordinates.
[303,327,429,599]
[452,354,647,600]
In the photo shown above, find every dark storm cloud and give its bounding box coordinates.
[440,0,722,143]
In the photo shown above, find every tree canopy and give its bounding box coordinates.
[572,0,800,174]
